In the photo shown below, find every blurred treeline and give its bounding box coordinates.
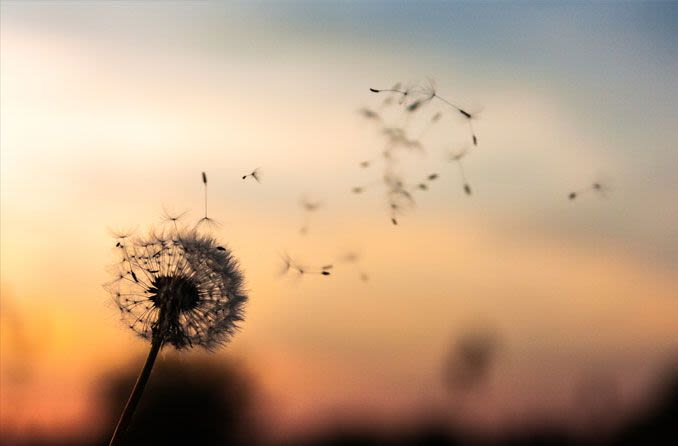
[1,355,676,446]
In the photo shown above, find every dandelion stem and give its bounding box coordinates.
[108,337,163,446]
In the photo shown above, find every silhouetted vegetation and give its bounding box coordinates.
[99,356,260,446]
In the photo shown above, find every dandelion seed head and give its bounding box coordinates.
[105,228,247,350]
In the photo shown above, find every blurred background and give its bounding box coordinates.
[1,1,677,445]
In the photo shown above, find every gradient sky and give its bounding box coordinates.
[1,0,677,440]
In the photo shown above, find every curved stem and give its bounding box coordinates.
[108,338,163,446]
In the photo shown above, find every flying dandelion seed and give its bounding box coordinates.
[339,251,370,283]
[412,172,440,193]
[358,107,381,121]
[242,168,262,182]
[279,252,332,278]
[569,181,608,201]
[105,225,247,445]
[299,196,322,235]
[161,207,188,232]
[197,171,219,229]
[405,79,437,114]
[370,82,415,105]
[362,79,481,223]
[381,173,417,225]
[373,79,481,146]
[423,79,481,147]
[448,148,473,196]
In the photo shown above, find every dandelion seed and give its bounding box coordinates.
[415,78,480,146]
[448,147,473,197]
[279,252,294,276]
[242,168,262,182]
[360,161,371,168]
[279,253,333,278]
[105,226,246,445]
[358,108,381,121]
[109,227,137,240]
[569,181,608,201]
[370,82,415,104]
[405,79,436,113]
[428,173,439,181]
[339,251,370,283]
[352,187,364,194]
[161,207,188,232]
[197,171,220,229]
[299,196,322,235]
[406,99,424,113]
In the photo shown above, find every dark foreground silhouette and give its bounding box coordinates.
[4,359,677,446]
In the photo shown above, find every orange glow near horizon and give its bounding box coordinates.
[2,2,678,442]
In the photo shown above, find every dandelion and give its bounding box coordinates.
[105,226,247,445]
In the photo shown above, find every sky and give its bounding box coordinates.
[1,0,677,441]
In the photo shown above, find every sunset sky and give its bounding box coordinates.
[1,1,677,441]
